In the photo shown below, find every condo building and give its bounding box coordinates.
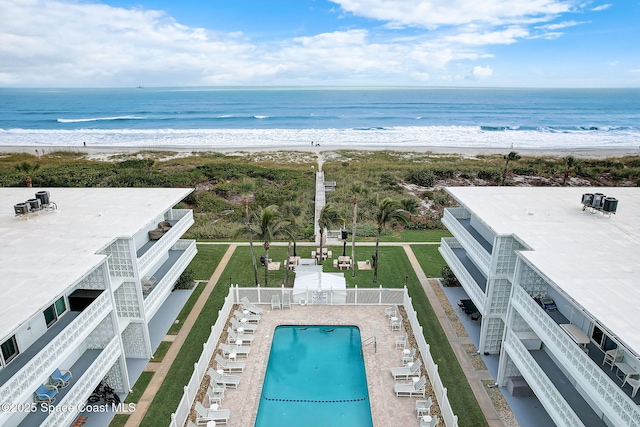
[0,188,196,427]
[440,186,640,427]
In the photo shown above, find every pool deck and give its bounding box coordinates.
[209,304,429,426]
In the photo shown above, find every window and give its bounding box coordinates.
[54,296,66,316]
[43,305,57,327]
[1,336,19,363]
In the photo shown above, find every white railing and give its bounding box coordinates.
[512,285,640,426]
[503,331,584,427]
[404,292,459,427]
[144,240,197,319]
[138,210,194,277]
[166,208,191,222]
[41,337,121,427]
[442,209,491,276]
[233,286,405,306]
[0,291,112,411]
[169,287,459,427]
[169,292,235,427]
[439,238,486,312]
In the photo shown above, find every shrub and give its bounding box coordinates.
[477,169,500,181]
[441,266,461,286]
[173,269,195,290]
[406,169,436,187]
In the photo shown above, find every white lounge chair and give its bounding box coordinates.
[271,294,281,310]
[395,332,408,349]
[230,317,257,333]
[233,309,260,324]
[391,359,422,380]
[227,327,254,345]
[391,315,402,331]
[394,376,427,397]
[420,414,439,427]
[215,354,246,373]
[208,368,240,389]
[281,293,291,309]
[219,343,250,358]
[207,385,225,405]
[241,297,263,315]
[416,397,432,418]
[195,401,231,425]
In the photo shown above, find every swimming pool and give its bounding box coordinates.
[255,325,373,427]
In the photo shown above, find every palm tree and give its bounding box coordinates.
[281,207,301,285]
[502,151,521,185]
[350,184,368,277]
[14,162,40,187]
[240,179,260,286]
[252,205,288,287]
[400,198,420,221]
[373,198,408,283]
[317,204,344,265]
[562,155,576,186]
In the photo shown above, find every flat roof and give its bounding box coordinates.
[0,187,192,341]
[446,187,640,356]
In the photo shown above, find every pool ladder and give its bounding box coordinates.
[361,336,377,356]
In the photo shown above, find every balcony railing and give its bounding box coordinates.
[138,210,194,277]
[144,240,197,319]
[439,238,486,312]
[41,336,121,427]
[511,285,640,426]
[503,331,584,426]
[442,208,491,276]
[0,291,112,409]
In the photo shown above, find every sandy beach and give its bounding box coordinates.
[2,144,639,160]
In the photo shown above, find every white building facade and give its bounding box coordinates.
[440,187,640,427]
[0,188,196,427]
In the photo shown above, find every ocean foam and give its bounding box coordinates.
[0,126,638,150]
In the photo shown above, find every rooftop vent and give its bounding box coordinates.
[14,191,57,217]
[582,193,617,216]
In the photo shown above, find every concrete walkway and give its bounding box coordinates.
[123,245,237,427]
[403,244,505,427]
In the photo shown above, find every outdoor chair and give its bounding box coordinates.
[271,294,281,310]
[623,373,640,398]
[230,317,257,333]
[385,305,397,318]
[233,309,260,324]
[35,384,58,404]
[219,343,250,358]
[215,353,246,373]
[603,348,623,370]
[50,368,72,388]
[227,327,254,345]
[195,401,231,425]
[394,376,427,398]
[420,414,439,427]
[207,385,225,405]
[395,332,408,349]
[391,358,422,380]
[402,348,416,364]
[415,397,433,418]
[391,315,402,331]
[208,367,240,389]
[282,293,291,309]
[241,297,263,315]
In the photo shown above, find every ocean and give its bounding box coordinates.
[0,87,638,150]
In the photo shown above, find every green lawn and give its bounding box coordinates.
[410,244,448,278]
[191,244,230,280]
[151,341,172,362]
[124,371,154,404]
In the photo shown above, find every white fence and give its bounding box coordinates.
[169,286,458,427]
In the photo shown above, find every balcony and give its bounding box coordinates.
[442,208,492,276]
[510,285,640,426]
[439,237,487,311]
[0,291,112,408]
[17,336,121,427]
[137,209,193,277]
[144,240,197,319]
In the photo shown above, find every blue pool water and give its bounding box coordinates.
[255,325,373,427]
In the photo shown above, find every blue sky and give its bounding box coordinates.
[0,0,638,87]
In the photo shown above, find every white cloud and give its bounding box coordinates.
[469,65,493,80]
[0,0,599,87]
[331,0,579,28]
[592,4,612,12]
